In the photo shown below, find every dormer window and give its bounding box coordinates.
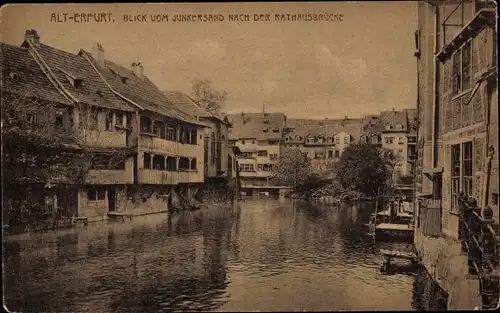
[263,128,269,132]
[385,125,392,130]
[396,124,403,130]
[272,128,279,133]
[9,72,19,81]
[73,78,83,88]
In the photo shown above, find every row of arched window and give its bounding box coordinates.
[143,153,196,171]
[140,116,198,145]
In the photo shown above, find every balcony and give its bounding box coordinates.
[138,169,179,185]
[178,170,203,184]
[139,134,202,159]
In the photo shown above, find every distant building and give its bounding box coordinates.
[283,117,362,175]
[227,112,287,195]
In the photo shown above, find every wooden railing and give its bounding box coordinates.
[458,195,500,310]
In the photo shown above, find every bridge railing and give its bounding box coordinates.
[458,195,500,310]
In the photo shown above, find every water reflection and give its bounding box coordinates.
[4,199,418,312]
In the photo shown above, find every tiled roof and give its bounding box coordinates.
[227,112,285,140]
[286,118,362,141]
[380,110,408,132]
[162,91,212,118]
[81,51,201,125]
[0,43,71,105]
[361,114,384,136]
[25,42,133,112]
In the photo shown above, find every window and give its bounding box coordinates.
[27,113,36,124]
[385,137,394,144]
[190,129,197,145]
[144,153,152,169]
[399,137,405,144]
[242,140,245,145]
[153,121,164,137]
[166,126,176,141]
[451,144,461,210]
[269,153,278,160]
[141,117,151,133]
[385,124,392,130]
[263,128,269,132]
[239,164,254,172]
[87,186,105,201]
[328,150,333,158]
[115,112,123,127]
[463,142,473,197]
[152,155,165,170]
[166,156,177,171]
[9,72,19,81]
[179,157,190,170]
[190,158,197,170]
[344,136,349,144]
[258,164,263,171]
[452,42,472,95]
[252,141,255,144]
[55,109,64,127]
[396,124,403,130]
[335,136,340,142]
[462,41,472,91]
[105,111,113,131]
[273,128,279,133]
[335,150,340,158]
[258,150,268,157]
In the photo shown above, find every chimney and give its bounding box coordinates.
[92,42,105,67]
[131,62,144,78]
[25,29,40,44]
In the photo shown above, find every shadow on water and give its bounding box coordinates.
[3,199,422,312]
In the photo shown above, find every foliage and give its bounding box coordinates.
[191,79,228,115]
[2,91,129,223]
[333,142,396,197]
[270,148,315,192]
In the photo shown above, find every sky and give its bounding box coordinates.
[1,2,418,119]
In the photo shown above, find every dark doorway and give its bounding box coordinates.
[108,187,116,212]
[56,187,78,217]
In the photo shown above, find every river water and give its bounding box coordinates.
[3,199,421,312]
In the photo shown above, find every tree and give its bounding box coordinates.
[2,91,128,227]
[191,79,228,115]
[270,148,315,193]
[333,142,396,197]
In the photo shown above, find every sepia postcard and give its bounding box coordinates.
[1,1,498,312]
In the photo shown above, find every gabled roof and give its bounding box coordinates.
[22,41,133,112]
[162,91,212,118]
[0,42,71,105]
[80,50,202,126]
[286,118,362,141]
[380,110,408,132]
[162,91,232,126]
[227,112,285,140]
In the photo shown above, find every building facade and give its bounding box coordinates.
[227,112,286,195]
[283,117,362,176]
[413,1,498,310]
[2,29,215,228]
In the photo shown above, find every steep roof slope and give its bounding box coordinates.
[0,42,70,105]
[22,41,133,112]
[80,51,202,126]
